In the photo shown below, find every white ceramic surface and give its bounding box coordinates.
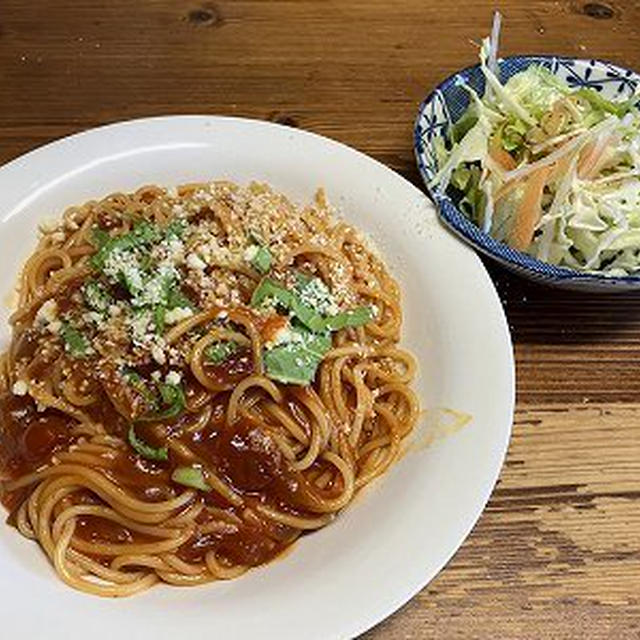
[0,116,514,639]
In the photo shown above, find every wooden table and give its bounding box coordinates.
[2,1,640,637]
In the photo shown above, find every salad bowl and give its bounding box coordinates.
[415,55,640,291]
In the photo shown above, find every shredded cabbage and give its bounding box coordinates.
[504,66,569,120]
[433,14,640,275]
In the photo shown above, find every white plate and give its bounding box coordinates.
[0,116,514,639]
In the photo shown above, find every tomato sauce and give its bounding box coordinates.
[0,324,329,571]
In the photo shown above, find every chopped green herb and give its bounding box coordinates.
[130,221,163,245]
[130,268,177,308]
[123,370,157,407]
[293,271,313,288]
[166,287,197,311]
[171,466,210,491]
[128,425,168,461]
[264,331,332,385]
[90,233,123,270]
[83,280,111,312]
[204,340,239,365]
[134,380,186,422]
[115,263,142,297]
[91,227,111,249]
[155,383,186,420]
[295,275,339,317]
[153,305,166,334]
[290,301,325,332]
[165,218,187,239]
[323,306,374,331]
[138,253,153,272]
[91,221,162,271]
[251,246,272,274]
[61,323,91,359]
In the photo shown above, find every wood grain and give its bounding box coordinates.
[365,405,640,639]
[2,1,640,637]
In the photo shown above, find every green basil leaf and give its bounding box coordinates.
[250,278,293,308]
[289,301,325,332]
[136,381,186,422]
[166,287,197,311]
[130,268,177,308]
[165,218,187,239]
[123,370,158,407]
[264,331,332,385]
[251,278,325,332]
[322,306,374,331]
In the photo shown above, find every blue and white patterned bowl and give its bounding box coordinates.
[414,56,640,291]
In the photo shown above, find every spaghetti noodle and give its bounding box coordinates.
[0,181,419,596]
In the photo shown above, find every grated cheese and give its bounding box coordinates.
[298,277,340,316]
[47,320,62,335]
[103,248,143,289]
[165,307,194,325]
[35,299,58,327]
[35,181,380,376]
[243,245,259,262]
[12,380,28,396]
[151,345,166,365]
[186,252,207,271]
[165,370,182,385]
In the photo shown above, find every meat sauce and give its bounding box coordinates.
[202,347,254,388]
[0,394,71,510]
[0,369,327,568]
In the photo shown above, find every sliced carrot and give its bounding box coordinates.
[508,166,553,251]
[495,156,563,206]
[489,135,518,171]
[577,140,597,178]
[578,135,612,179]
[495,160,552,204]
[494,177,521,204]
[548,152,573,183]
